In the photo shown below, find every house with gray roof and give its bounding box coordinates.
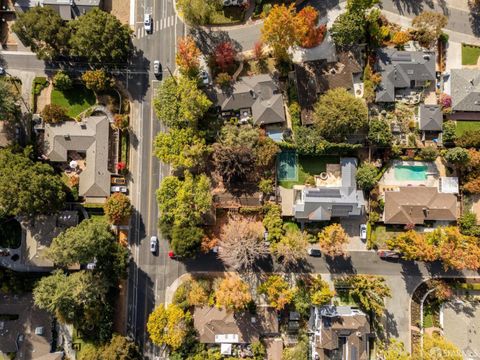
[292,158,365,222]
[451,69,480,113]
[375,49,436,103]
[43,115,112,202]
[418,104,443,142]
[215,74,286,126]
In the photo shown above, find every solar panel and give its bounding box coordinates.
[307,189,342,198]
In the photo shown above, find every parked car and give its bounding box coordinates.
[153,60,161,77]
[199,70,210,86]
[144,14,152,33]
[377,250,400,260]
[111,177,126,185]
[359,224,367,241]
[0,67,5,76]
[307,247,322,257]
[111,185,128,193]
[150,236,158,254]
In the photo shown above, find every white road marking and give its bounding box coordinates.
[155,20,159,31]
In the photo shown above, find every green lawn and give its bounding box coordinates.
[279,155,339,189]
[210,6,245,24]
[462,44,480,65]
[51,85,96,118]
[0,217,22,249]
[371,225,404,249]
[455,121,480,136]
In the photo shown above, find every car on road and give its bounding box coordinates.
[111,185,128,193]
[359,224,367,240]
[377,250,400,260]
[0,67,5,76]
[144,14,152,33]
[307,247,322,257]
[199,70,210,86]
[150,236,158,253]
[111,177,126,185]
[153,60,161,77]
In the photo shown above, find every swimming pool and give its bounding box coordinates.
[394,165,428,181]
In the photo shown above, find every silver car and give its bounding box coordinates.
[150,236,158,253]
[144,14,152,33]
[153,60,161,77]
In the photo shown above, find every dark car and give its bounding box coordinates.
[307,248,322,257]
[377,250,400,260]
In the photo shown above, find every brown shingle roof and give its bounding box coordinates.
[384,187,457,224]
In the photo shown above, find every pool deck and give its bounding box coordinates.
[380,160,441,190]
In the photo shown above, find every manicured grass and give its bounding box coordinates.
[0,217,22,249]
[455,120,480,136]
[210,6,245,24]
[371,225,403,249]
[462,44,480,65]
[51,85,96,118]
[283,221,299,233]
[279,155,340,189]
[120,131,129,166]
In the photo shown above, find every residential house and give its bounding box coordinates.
[450,69,480,118]
[215,74,286,127]
[375,48,436,103]
[418,104,443,142]
[193,306,279,350]
[310,305,372,360]
[289,158,365,222]
[43,115,113,203]
[383,186,458,225]
[14,0,101,19]
[294,52,363,125]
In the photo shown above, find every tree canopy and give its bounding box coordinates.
[313,88,368,142]
[258,275,295,311]
[0,79,19,122]
[214,276,252,311]
[368,118,393,147]
[0,148,65,218]
[356,162,379,191]
[330,10,366,47]
[176,36,201,77]
[69,8,133,63]
[412,11,448,48]
[104,193,133,224]
[272,228,309,268]
[318,223,349,257]
[177,0,222,25]
[147,304,191,350]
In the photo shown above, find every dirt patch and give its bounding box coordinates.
[36,83,53,114]
[113,279,127,335]
[103,0,130,25]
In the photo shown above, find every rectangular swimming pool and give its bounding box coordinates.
[394,165,428,181]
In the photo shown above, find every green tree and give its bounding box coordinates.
[259,178,274,195]
[356,162,379,191]
[154,127,208,170]
[330,10,366,47]
[69,8,133,63]
[82,69,113,92]
[412,11,448,48]
[101,335,142,360]
[257,275,295,310]
[368,118,393,147]
[0,148,65,218]
[147,304,191,350]
[338,275,391,318]
[459,211,478,235]
[282,335,309,360]
[0,79,19,122]
[444,147,470,165]
[12,7,69,60]
[104,192,133,224]
[53,71,73,91]
[442,120,456,143]
[177,0,222,25]
[313,88,368,142]
[153,76,212,128]
[41,104,69,124]
[262,204,283,243]
[346,0,379,12]
[171,222,204,258]
[419,146,439,161]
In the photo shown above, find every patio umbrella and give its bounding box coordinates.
[69,160,78,169]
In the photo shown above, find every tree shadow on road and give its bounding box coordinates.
[383,309,399,340]
[189,27,243,57]
[274,258,314,274]
[325,255,357,275]
[399,260,424,295]
[469,2,480,37]
[124,47,150,102]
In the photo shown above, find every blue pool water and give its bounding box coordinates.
[394,165,428,181]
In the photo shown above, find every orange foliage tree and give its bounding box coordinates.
[297,6,326,48]
[176,36,201,76]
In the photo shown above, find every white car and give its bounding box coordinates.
[111,185,128,193]
[150,236,158,253]
[0,67,5,76]
[144,14,152,33]
[199,70,210,86]
[153,60,161,77]
[359,224,367,241]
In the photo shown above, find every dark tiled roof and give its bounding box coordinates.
[451,69,480,112]
[419,104,443,131]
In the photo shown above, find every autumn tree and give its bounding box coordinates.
[377,339,411,360]
[262,203,284,243]
[176,36,201,77]
[272,228,309,268]
[313,88,368,142]
[338,275,391,318]
[147,304,191,350]
[41,104,69,124]
[82,69,113,92]
[214,41,237,72]
[104,192,133,224]
[297,6,326,48]
[412,11,448,48]
[101,335,142,360]
[154,127,208,170]
[214,276,252,311]
[258,275,295,310]
[434,227,480,270]
[318,223,349,257]
[218,217,269,271]
[429,279,453,302]
[392,31,411,48]
[153,76,212,128]
[444,147,470,166]
[387,230,437,262]
[413,333,462,360]
[309,275,335,306]
[261,4,306,60]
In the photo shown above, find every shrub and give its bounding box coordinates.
[41,104,68,123]
[419,146,438,161]
[53,71,73,91]
[215,72,232,88]
[456,130,480,148]
[442,120,456,144]
[82,69,112,92]
[356,163,379,191]
[32,77,49,96]
[259,178,274,195]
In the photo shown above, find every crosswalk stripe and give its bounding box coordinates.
[136,27,141,38]
[155,20,159,31]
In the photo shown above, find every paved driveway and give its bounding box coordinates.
[443,298,480,359]
[340,216,367,251]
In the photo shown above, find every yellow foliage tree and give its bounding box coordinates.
[318,223,349,257]
[214,276,252,311]
[146,304,190,350]
[187,280,209,306]
[413,333,462,360]
[257,275,295,310]
[392,31,411,47]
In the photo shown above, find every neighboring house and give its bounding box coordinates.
[294,52,363,125]
[193,306,279,348]
[14,0,101,19]
[383,186,458,225]
[450,69,480,115]
[43,115,112,202]
[375,48,436,103]
[418,104,443,142]
[309,305,372,360]
[215,74,286,127]
[291,158,365,222]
